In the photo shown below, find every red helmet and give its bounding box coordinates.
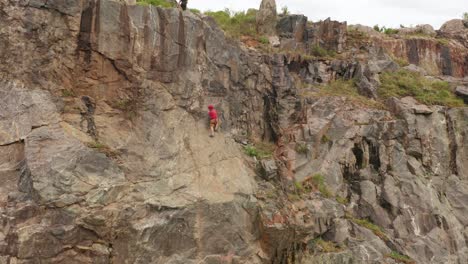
[208,105,214,110]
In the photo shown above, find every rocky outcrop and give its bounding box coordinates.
[256,0,277,36]
[374,37,468,77]
[399,24,436,37]
[439,19,468,48]
[277,16,347,54]
[0,0,467,264]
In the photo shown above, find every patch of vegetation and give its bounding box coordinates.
[62,89,76,97]
[373,25,399,35]
[336,196,349,205]
[310,238,342,253]
[387,251,415,264]
[347,215,387,240]
[281,6,290,16]
[436,38,450,46]
[310,174,332,198]
[392,56,410,67]
[136,0,175,8]
[87,141,120,158]
[189,8,201,14]
[295,143,308,154]
[379,69,465,107]
[383,28,399,35]
[258,36,269,45]
[303,79,385,109]
[463,12,468,20]
[244,141,275,159]
[321,134,331,144]
[310,44,336,58]
[294,181,304,192]
[205,8,258,38]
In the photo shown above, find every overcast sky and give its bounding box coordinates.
[190,0,466,29]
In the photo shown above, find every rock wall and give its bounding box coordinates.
[376,37,468,77]
[0,0,467,264]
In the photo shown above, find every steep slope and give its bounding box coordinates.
[0,0,467,264]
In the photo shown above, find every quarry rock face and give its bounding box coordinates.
[0,0,467,264]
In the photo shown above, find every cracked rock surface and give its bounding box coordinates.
[0,0,467,263]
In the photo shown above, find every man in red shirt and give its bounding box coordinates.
[208,105,218,137]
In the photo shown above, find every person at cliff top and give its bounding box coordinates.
[208,105,218,137]
[179,0,187,11]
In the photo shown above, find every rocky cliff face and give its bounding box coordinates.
[0,1,467,264]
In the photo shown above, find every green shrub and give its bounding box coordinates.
[294,181,304,191]
[321,135,331,144]
[205,9,257,38]
[243,142,275,159]
[379,69,465,107]
[373,25,381,32]
[136,0,175,8]
[281,6,290,16]
[311,174,332,198]
[310,45,336,58]
[384,28,399,35]
[258,36,269,45]
[295,143,308,154]
[387,251,415,264]
[463,12,468,20]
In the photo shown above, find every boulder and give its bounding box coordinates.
[348,24,383,37]
[260,159,278,180]
[439,19,468,47]
[399,24,436,37]
[455,86,468,103]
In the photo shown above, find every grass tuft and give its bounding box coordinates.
[307,174,332,198]
[347,215,388,240]
[62,90,76,97]
[136,0,175,8]
[310,45,336,58]
[87,141,120,158]
[321,134,331,144]
[302,79,385,109]
[379,69,465,107]
[336,196,349,205]
[387,251,415,264]
[244,141,275,160]
[310,238,342,253]
[295,143,308,154]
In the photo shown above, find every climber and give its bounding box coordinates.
[208,105,219,137]
[179,0,187,11]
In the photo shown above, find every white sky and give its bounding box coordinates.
[189,0,466,29]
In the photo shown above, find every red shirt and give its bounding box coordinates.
[209,109,218,120]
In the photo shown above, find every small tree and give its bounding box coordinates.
[281,6,290,16]
[463,12,468,20]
